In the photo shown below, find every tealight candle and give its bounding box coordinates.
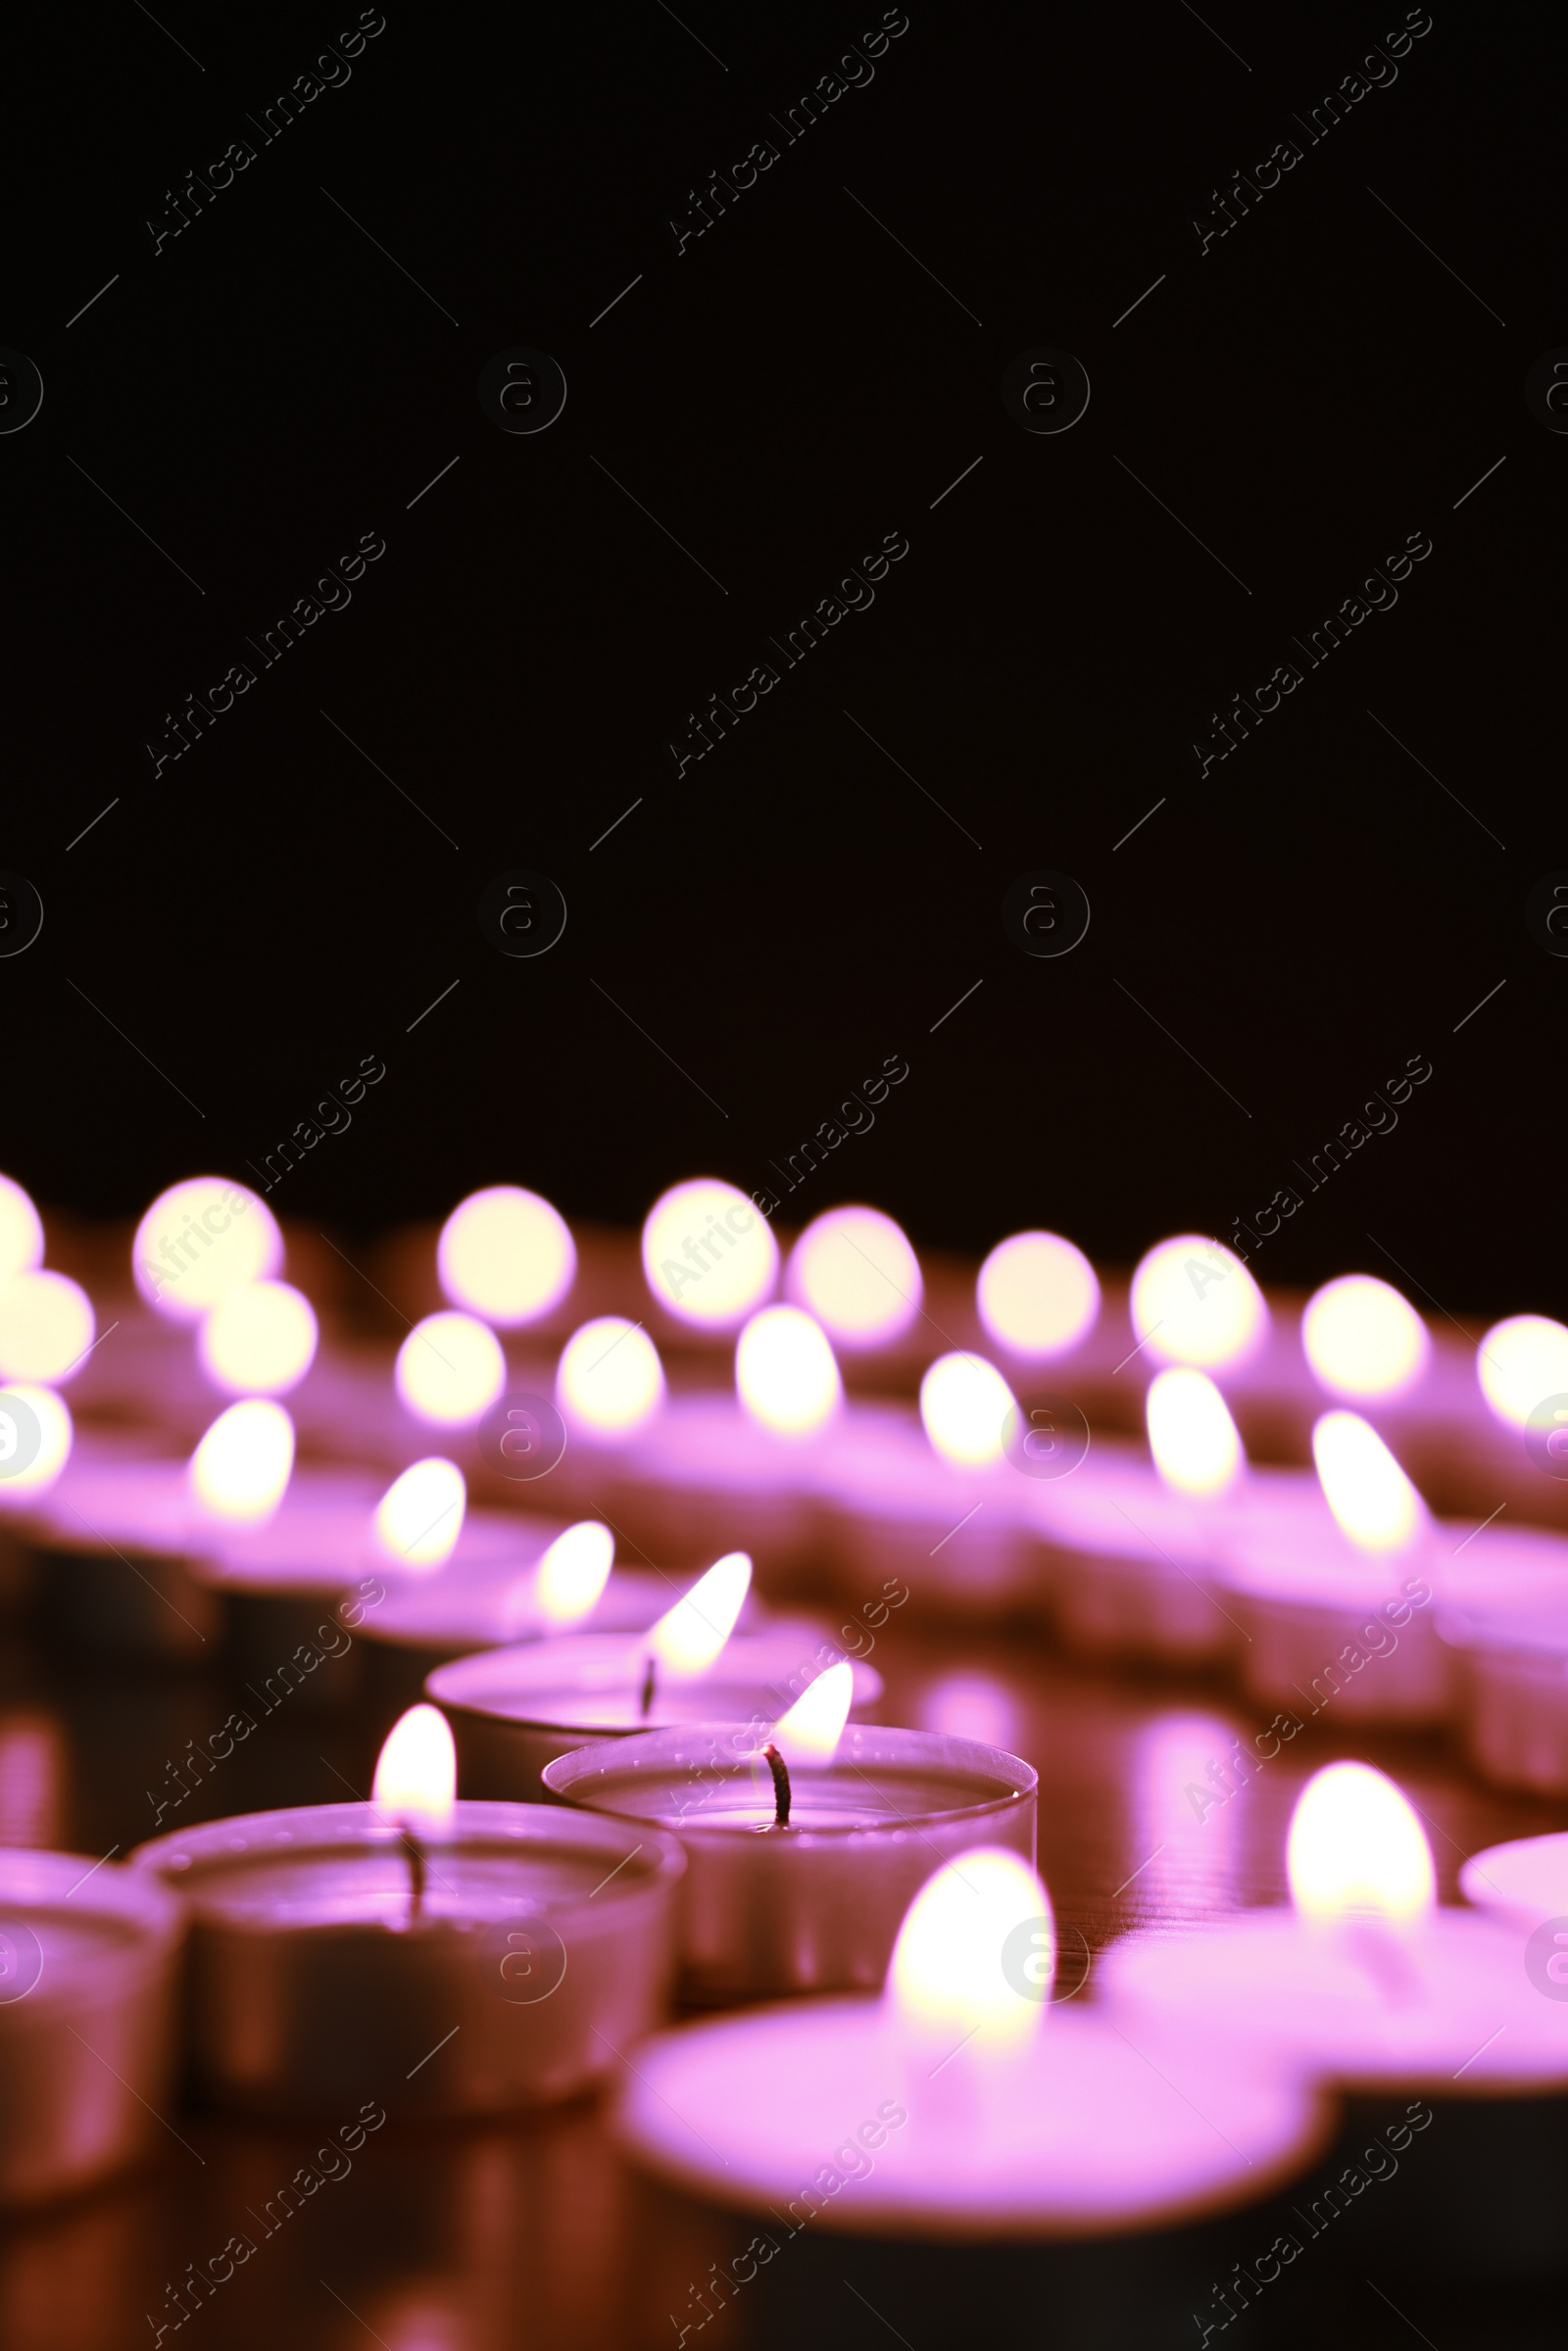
[429,1552,881,1798]
[437,1185,577,1326]
[0,1847,185,2207]
[130,1705,684,2117]
[395,1310,507,1428]
[976,1228,1101,1361]
[1103,1765,1568,2288]
[133,1175,283,1320]
[620,1842,1335,2266]
[1301,1274,1430,1402]
[785,1205,923,1352]
[544,1664,1037,2001]
[641,1178,778,1334]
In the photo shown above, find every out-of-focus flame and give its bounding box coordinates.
[0,1270,94,1385]
[887,1846,1050,2050]
[642,1179,779,1330]
[1476,1313,1568,1430]
[0,1175,43,1284]
[198,1278,318,1396]
[976,1230,1100,1358]
[1312,1410,1424,1553]
[786,1206,920,1347]
[556,1315,664,1438]
[919,1351,1015,1469]
[437,1186,576,1327]
[1287,1761,1436,1928]
[189,1398,295,1524]
[533,1520,615,1627]
[1302,1275,1429,1401]
[770,1658,854,1765]
[133,1178,282,1321]
[372,1703,457,1829]
[735,1305,842,1437]
[0,1385,73,1500]
[1130,1235,1266,1370]
[646,1551,752,1678]
[395,1311,506,1427]
[1147,1366,1243,1498]
[373,1458,466,1572]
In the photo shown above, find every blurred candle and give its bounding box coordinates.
[133,1178,282,1321]
[642,1179,777,1331]
[736,1305,842,1437]
[189,1398,295,1526]
[198,1279,318,1396]
[786,1206,920,1349]
[438,1186,576,1325]
[1301,1273,1429,1400]
[396,1312,507,1427]
[1476,1312,1568,1432]
[0,1174,44,1282]
[373,1458,466,1573]
[0,1272,94,1386]
[976,1230,1100,1359]
[556,1316,664,1440]
[1129,1235,1267,1370]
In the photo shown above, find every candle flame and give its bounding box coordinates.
[0,1384,72,1499]
[1476,1312,1568,1431]
[976,1229,1100,1359]
[1146,1366,1243,1498]
[1287,1761,1435,1928]
[888,1846,1050,2049]
[198,1278,318,1396]
[646,1551,752,1678]
[736,1304,842,1437]
[786,1205,921,1347]
[556,1315,665,1439]
[919,1351,1016,1469]
[1302,1274,1429,1401]
[395,1310,506,1428]
[1311,1410,1425,1552]
[0,1270,95,1386]
[437,1185,575,1327]
[642,1178,779,1330]
[373,1458,466,1573]
[133,1177,282,1322]
[0,1173,43,1284]
[372,1703,457,1827]
[189,1398,295,1524]
[534,1519,615,1627]
[770,1658,854,1765]
[1129,1235,1267,1370]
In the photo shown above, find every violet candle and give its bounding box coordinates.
[544,1702,1037,2003]
[0,1847,185,2207]
[130,1708,683,2118]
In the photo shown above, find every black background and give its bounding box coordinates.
[5,0,1559,1315]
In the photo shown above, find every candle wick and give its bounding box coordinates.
[762,1740,792,1830]
[398,1821,427,1918]
[639,1654,657,1719]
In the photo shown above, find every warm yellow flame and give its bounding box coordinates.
[395,1310,506,1427]
[888,1846,1050,2049]
[735,1305,842,1437]
[647,1551,752,1677]
[1312,1410,1424,1552]
[1146,1366,1243,1498]
[1129,1235,1267,1370]
[920,1351,1015,1469]
[437,1185,576,1327]
[556,1315,664,1438]
[133,1178,282,1322]
[1302,1275,1429,1400]
[976,1230,1100,1357]
[642,1179,779,1329]
[786,1205,920,1346]
[373,1458,466,1572]
[189,1397,295,1524]
[0,1270,94,1384]
[534,1520,615,1627]
[771,1659,855,1764]
[198,1278,318,1396]
[372,1703,457,1827]
[0,1385,73,1499]
[1287,1761,1436,1926]
[0,1176,43,1284]
[1476,1313,1568,1430]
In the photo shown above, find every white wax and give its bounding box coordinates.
[1460,1832,1568,1931]
[613,2002,1326,2238]
[1101,1909,1568,2091]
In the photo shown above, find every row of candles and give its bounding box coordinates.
[3,1171,1567,1800]
[2,1164,1568,2283]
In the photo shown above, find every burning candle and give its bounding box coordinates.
[395,1311,507,1428]
[976,1228,1101,1361]
[1301,1275,1430,1402]
[133,1177,283,1319]
[0,1848,185,2207]
[613,1843,1326,2319]
[130,1702,685,2117]
[0,1270,95,1386]
[785,1206,922,1351]
[544,1661,1038,2001]
[429,1551,881,1798]
[641,1178,778,1333]
[196,1278,318,1396]
[437,1185,576,1326]
[1130,1235,1268,1372]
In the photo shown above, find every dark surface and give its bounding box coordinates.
[1,1603,1563,2349]
[2,3,1565,1317]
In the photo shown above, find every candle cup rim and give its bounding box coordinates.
[543,1722,1037,1838]
[425,1631,884,1725]
[126,1797,686,1905]
[0,1846,186,2002]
